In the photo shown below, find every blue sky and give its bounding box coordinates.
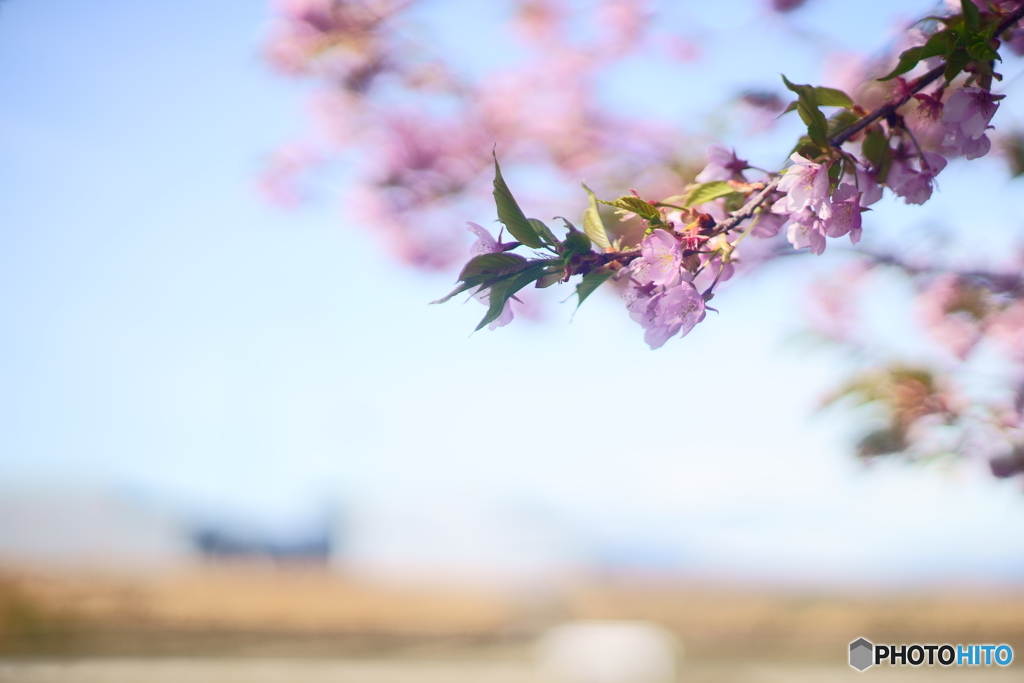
[3,0,1024,585]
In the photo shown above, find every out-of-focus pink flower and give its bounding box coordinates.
[850,165,883,207]
[662,35,701,63]
[822,183,862,244]
[750,208,788,238]
[770,0,808,12]
[776,153,833,220]
[906,91,947,152]
[942,87,1004,159]
[465,223,515,330]
[916,275,987,359]
[988,300,1024,362]
[806,260,870,341]
[595,0,651,55]
[258,143,323,207]
[694,146,748,182]
[887,151,947,205]
[1006,27,1024,56]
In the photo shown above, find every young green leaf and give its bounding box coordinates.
[827,109,860,140]
[458,252,530,284]
[682,180,736,208]
[813,86,854,108]
[475,265,547,331]
[492,153,544,249]
[581,183,612,250]
[575,268,614,309]
[597,195,662,223]
[944,47,970,82]
[920,30,952,60]
[528,218,558,247]
[862,128,889,170]
[562,229,592,257]
[962,0,980,33]
[878,46,923,81]
[535,267,564,289]
[781,75,830,149]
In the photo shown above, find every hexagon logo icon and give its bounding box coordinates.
[849,638,874,671]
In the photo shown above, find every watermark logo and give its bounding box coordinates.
[849,638,1013,671]
[849,638,873,671]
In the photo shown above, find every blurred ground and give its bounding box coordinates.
[1,563,1023,681]
[1,659,1022,683]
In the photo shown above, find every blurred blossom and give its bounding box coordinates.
[770,0,808,12]
[264,0,696,269]
[258,143,322,207]
[916,275,989,360]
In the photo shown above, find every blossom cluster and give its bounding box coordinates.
[266,0,1024,480]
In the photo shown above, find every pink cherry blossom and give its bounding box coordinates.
[467,222,502,256]
[943,87,1004,145]
[465,222,515,330]
[750,209,788,238]
[822,183,862,244]
[852,165,883,207]
[786,208,826,254]
[776,153,833,220]
[626,280,705,349]
[640,229,683,286]
[887,151,947,205]
[694,146,749,182]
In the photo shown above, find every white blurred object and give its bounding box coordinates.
[536,620,681,683]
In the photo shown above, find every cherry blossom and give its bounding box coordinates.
[822,183,862,244]
[775,153,832,220]
[887,151,947,205]
[694,146,749,183]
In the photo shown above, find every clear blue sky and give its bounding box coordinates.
[2,0,1024,585]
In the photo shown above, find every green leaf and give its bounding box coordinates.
[527,218,558,247]
[581,183,611,250]
[826,109,860,140]
[430,281,477,305]
[475,265,546,331]
[878,46,923,81]
[433,253,534,304]
[861,128,889,174]
[492,153,543,249]
[535,268,564,288]
[791,135,825,159]
[575,268,614,309]
[967,35,999,62]
[920,30,951,59]
[562,230,592,256]
[860,128,893,183]
[682,180,735,208]
[944,47,970,82]
[458,252,529,284]
[597,195,661,223]
[781,75,830,148]
[962,0,980,32]
[813,86,854,108]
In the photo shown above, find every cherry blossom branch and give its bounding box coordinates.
[832,3,1024,147]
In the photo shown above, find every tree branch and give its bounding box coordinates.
[832,3,1024,147]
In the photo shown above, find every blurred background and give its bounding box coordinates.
[3,0,1024,681]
